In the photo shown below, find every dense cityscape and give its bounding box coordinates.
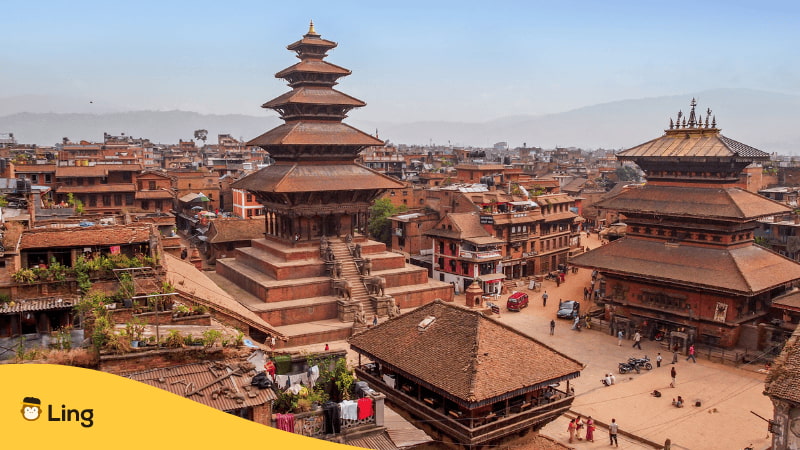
[3,21,800,450]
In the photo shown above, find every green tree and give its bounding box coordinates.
[368,198,407,245]
[615,166,641,182]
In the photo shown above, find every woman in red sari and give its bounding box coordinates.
[585,416,595,442]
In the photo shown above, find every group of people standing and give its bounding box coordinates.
[568,415,618,446]
[567,415,596,443]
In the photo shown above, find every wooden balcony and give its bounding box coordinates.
[356,368,573,446]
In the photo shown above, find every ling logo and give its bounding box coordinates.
[20,396,94,427]
[21,397,42,421]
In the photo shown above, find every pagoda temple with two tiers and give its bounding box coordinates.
[571,99,800,350]
[217,24,453,347]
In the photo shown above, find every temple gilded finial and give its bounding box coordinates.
[308,20,316,35]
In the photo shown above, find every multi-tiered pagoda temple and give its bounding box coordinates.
[572,99,800,349]
[234,21,403,240]
[219,24,453,347]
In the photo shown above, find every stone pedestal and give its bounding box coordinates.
[351,323,369,335]
[337,300,361,322]
[372,295,394,317]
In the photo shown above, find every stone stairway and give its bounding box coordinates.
[329,240,375,318]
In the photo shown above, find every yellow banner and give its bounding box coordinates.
[0,364,352,449]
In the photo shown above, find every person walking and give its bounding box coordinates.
[609,418,619,447]
[686,344,697,363]
[670,366,677,388]
[372,315,378,327]
[657,352,663,368]
[542,291,548,307]
[617,329,624,346]
[632,330,642,349]
[550,319,555,335]
[583,287,589,300]
[672,344,679,364]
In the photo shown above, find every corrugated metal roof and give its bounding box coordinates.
[347,430,398,450]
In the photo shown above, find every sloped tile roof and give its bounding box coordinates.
[771,290,800,311]
[232,163,403,193]
[598,185,789,220]
[275,60,351,78]
[764,327,800,403]
[348,300,583,406]
[247,122,383,147]
[19,225,151,250]
[425,213,504,246]
[127,358,277,410]
[617,130,768,160]
[207,218,265,244]
[262,87,365,108]
[570,238,800,295]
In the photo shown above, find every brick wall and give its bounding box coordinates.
[99,347,230,376]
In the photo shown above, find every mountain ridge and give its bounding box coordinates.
[1,88,798,154]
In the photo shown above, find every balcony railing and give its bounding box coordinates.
[459,249,502,260]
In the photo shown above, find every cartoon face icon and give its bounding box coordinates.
[21,397,41,421]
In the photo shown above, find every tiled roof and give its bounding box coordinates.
[127,358,277,411]
[570,238,800,295]
[764,327,800,403]
[262,87,365,108]
[348,300,583,406]
[232,163,403,193]
[162,253,285,340]
[247,122,383,147]
[275,60,351,78]
[19,225,151,250]
[0,297,76,314]
[771,290,800,311]
[426,213,504,245]
[597,185,789,220]
[617,129,768,160]
[207,218,265,244]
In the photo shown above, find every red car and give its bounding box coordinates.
[506,292,529,311]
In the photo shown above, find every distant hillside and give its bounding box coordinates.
[2,88,798,153]
[356,89,800,153]
[0,111,280,146]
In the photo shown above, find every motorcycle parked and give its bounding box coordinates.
[618,361,640,374]
[628,355,653,371]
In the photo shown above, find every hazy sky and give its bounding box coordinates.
[3,0,799,123]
